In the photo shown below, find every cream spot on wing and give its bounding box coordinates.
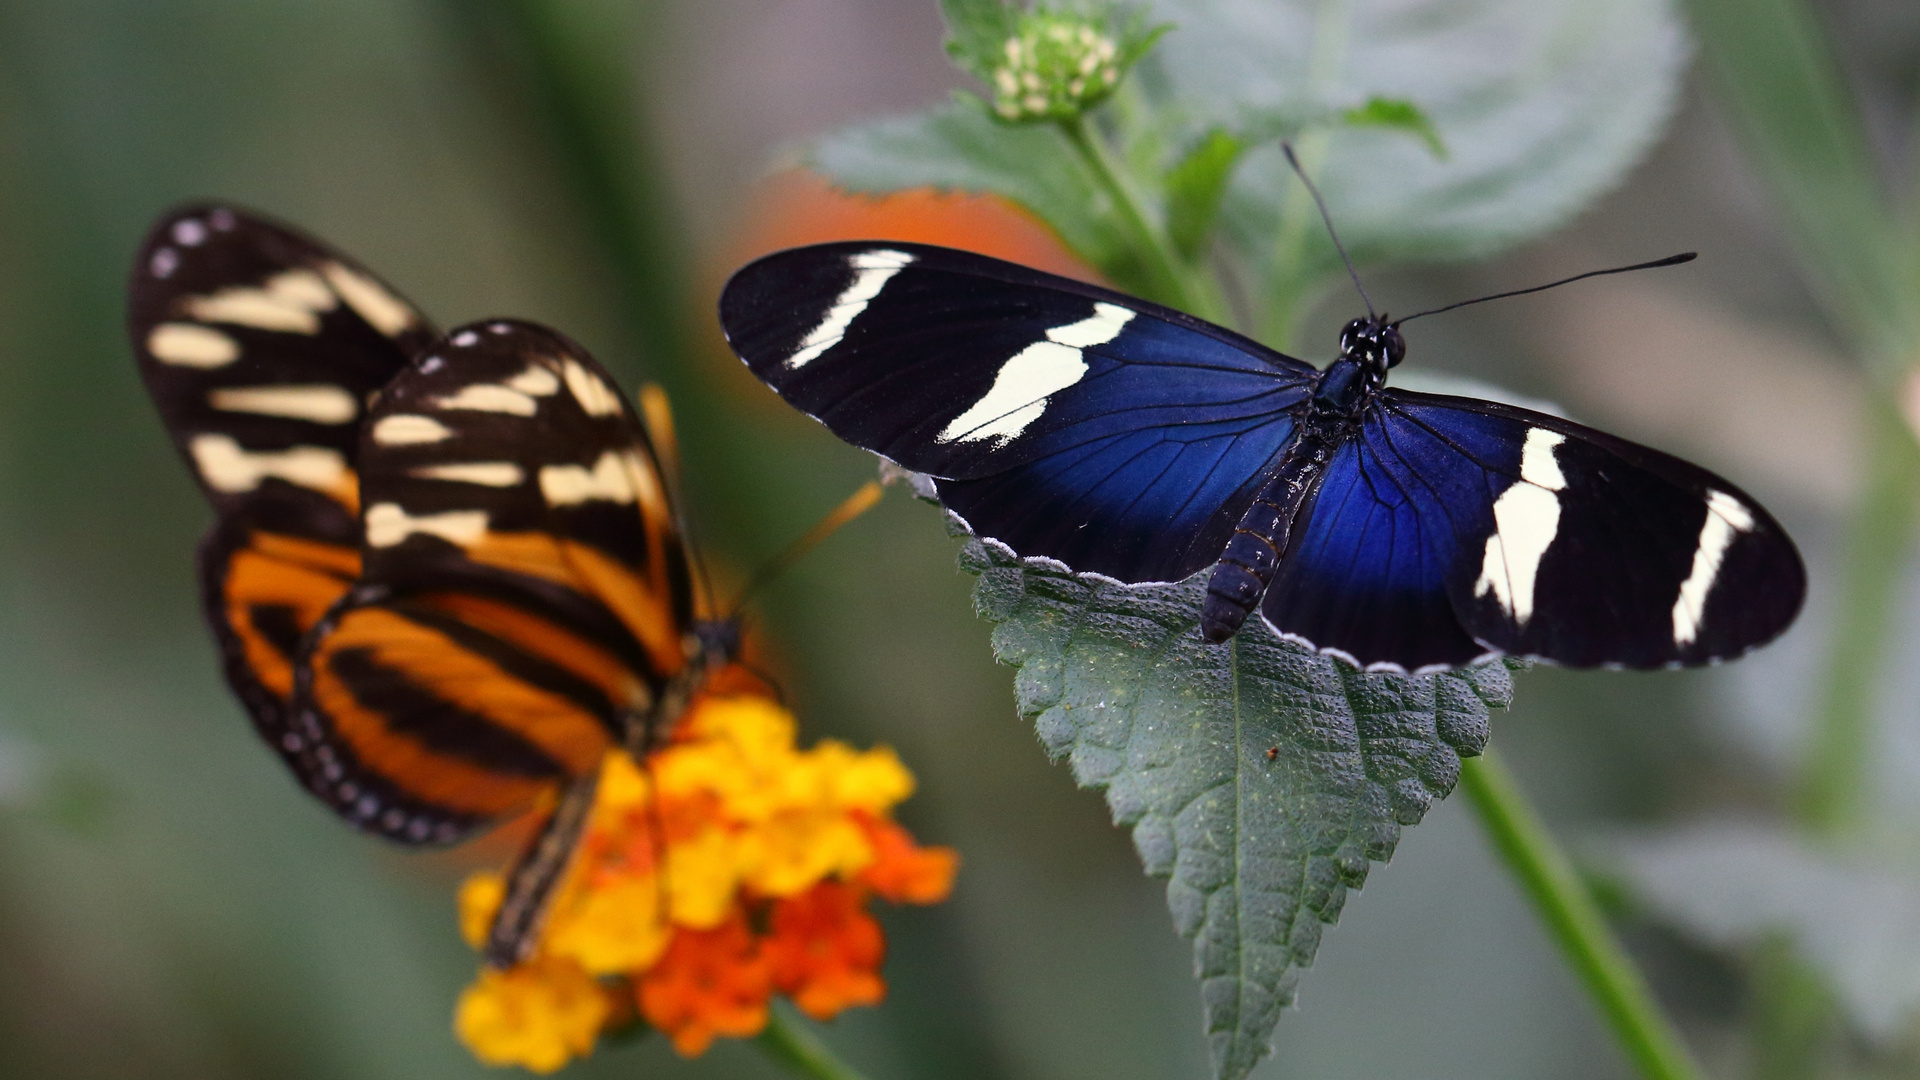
[149,247,179,279]
[410,462,524,487]
[364,503,489,547]
[172,219,206,246]
[183,268,337,333]
[451,330,480,347]
[147,322,240,367]
[1043,302,1136,348]
[321,262,416,336]
[936,302,1133,446]
[188,434,347,494]
[560,359,623,416]
[1672,490,1757,646]
[506,364,561,396]
[489,322,512,334]
[432,383,538,416]
[1473,428,1567,627]
[786,248,916,369]
[209,384,359,424]
[539,449,647,505]
[371,414,454,445]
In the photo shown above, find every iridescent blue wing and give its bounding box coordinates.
[1262,390,1805,672]
[720,241,1314,582]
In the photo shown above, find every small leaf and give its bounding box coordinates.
[1154,0,1689,304]
[940,0,1019,80]
[1609,820,1920,1043]
[1165,129,1246,260]
[961,537,1509,1080]
[808,99,1154,294]
[1340,97,1447,159]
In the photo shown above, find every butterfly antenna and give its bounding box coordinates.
[727,480,885,619]
[1394,253,1697,325]
[638,383,722,620]
[1282,141,1376,319]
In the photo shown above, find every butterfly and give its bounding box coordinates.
[131,206,732,963]
[718,241,1806,674]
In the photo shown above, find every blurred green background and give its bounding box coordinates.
[0,1,1909,1078]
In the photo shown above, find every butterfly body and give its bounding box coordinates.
[720,241,1806,674]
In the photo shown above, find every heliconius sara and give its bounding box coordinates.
[718,239,1805,674]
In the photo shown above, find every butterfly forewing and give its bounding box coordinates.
[290,321,701,843]
[130,205,437,753]
[721,241,1315,582]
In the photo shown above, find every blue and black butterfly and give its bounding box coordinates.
[718,241,1805,673]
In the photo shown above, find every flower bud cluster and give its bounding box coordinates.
[989,13,1123,122]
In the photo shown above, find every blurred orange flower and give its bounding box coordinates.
[453,684,958,1071]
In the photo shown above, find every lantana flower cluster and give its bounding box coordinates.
[453,683,958,1072]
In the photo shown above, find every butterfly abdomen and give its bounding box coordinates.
[1200,429,1337,643]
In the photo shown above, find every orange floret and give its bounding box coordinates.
[637,912,774,1056]
[856,814,960,904]
[764,881,887,1020]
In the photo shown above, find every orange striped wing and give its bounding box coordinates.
[129,205,436,769]
[289,321,705,845]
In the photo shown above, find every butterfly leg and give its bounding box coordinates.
[1199,435,1332,643]
[484,769,601,968]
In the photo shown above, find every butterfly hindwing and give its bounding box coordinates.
[721,241,1315,581]
[290,321,700,843]
[130,205,437,754]
[1260,416,1490,671]
[1382,392,1805,667]
[1261,392,1804,671]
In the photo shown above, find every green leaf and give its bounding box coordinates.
[1147,0,1687,338]
[940,0,1018,81]
[1609,820,1920,1044]
[808,99,1156,294]
[961,537,1510,1080]
[1340,96,1446,160]
[1685,0,1915,369]
[1164,128,1246,260]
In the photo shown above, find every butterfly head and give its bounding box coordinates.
[1338,317,1406,374]
[692,618,742,668]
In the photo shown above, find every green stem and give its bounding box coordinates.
[432,0,692,376]
[1795,396,1920,835]
[1748,935,1835,1080]
[1460,751,1706,1080]
[1057,115,1227,323]
[755,1002,873,1080]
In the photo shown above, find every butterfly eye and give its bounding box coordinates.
[1337,318,1371,355]
[1383,327,1407,368]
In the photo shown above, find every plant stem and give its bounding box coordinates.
[1057,115,1227,323]
[1796,396,1920,835]
[1459,751,1706,1080]
[1748,935,1835,1080]
[755,1002,874,1080]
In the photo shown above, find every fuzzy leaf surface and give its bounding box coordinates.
[1165,0,1688,281]
[961,537,1510,1080]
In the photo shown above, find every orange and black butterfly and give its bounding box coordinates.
[130,206,733,964]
